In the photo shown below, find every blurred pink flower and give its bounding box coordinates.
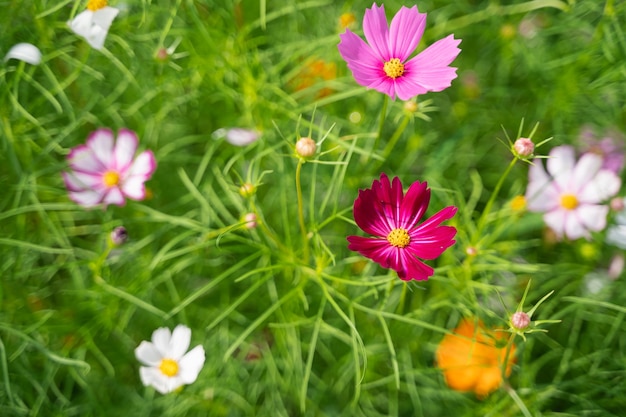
[347,173,457,281]
[526,145,620,240]
[337,3,461,100]
[62,128,156,208]
[579,125,625,174]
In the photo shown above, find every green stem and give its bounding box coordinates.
[473,157,517,242]
[295,158,310,264]
[372,95,389,153]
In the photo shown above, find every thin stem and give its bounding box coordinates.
[372,95,389,153]
[295,158,310,264]
[473,157,517,242]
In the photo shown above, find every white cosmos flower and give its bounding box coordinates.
[526,145,621,240]
[3,43,42,65]
[135,325,205,394]
[68,0,119,50]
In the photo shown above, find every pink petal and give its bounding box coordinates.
[338,30,386,88]
[67,144,106,174]
[362,3,390,61]
[544,210,567,240]
[388,5,426,61]
[407,225,457,259]
[121,177,147,200]
[526,160,559,212]
[402,35,461,94]
[578,168,621,203]
[547,146,575,191]
[86,128,115,168]
[113,129,139,173]
[564,210,588,240]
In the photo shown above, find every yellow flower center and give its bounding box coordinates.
[102,171,120,187]
[383,58,405,79]
[159,358,179,377]
[511,195,526,211]
[87,0,108,11]
[387,228,410,248]
[560,194,578,210]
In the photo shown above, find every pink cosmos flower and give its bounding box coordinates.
[338,3,461,100]
[526,145,621,240]
[347,173,458,281]
[62,128,156,208]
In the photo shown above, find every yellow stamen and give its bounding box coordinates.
[387,228,411,248]
[383,58,405,79]
[560,194,578,210]
[87,0,108,11]
[102,171,120,187]
[159,358,179,377]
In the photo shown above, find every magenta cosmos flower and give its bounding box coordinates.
[62,128,156,208]
[526,145,621,240]
[347,174,458,281]
[338,3,461,100]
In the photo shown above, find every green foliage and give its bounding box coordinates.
[1,0,626,416]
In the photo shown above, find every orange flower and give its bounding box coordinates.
[435,318,516,398]
[291,59,337,98]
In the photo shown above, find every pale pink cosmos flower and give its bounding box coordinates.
[135,325,205,394]
[347,173,457,281]
[62,128,156,208]
[526,145,621,240]
[338,3,461,100]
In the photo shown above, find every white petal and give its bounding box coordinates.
[68,189,104,208]
[607,225,626,249]
[169,325,192,360]
[139,367,180,394]
[543,210,567,240]
[564,211,587,240]
[121,177,147,200]
[102,187,126,206]
[571,153,602,194]
[178,345,205,384]
[577,204,609,233]
[68,145,106,174]
[526,162,558,212]
[579,170,621,203]
[69,10,95,38]
[113,129,139,172]
[224,128,261,146]
[547,146,576,191]
[151,327,172,356]
[92,7,119,31]
[3,43,42,65]
[127,151,156,179]
[84,26,109,50]
[86,129,115,168]
[135,341,163,367]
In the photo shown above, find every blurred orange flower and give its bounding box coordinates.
[435,318,516,398]
[291,59,336,98]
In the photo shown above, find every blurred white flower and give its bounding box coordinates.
[135,325,205,394]
[68,0,119,50]
[213,127,261,146]
[526,145,621,240]
[3,43,42,65]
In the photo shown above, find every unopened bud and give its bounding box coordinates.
[514,138,534,158]
[610,197,625,212]
[243,213,257,229]
[403,101,418,113]
[239,183,255,198]
[155,47,169,62]
[110,226,128,246]
[511,311,530,330]
[295,137,317,158]
[465,246,478,257]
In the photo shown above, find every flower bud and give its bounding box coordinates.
[243,213,257,229]
[295,137,316,158]
[403,101,418,113]
[239,183,255,198]
[610,197,625,212]
[513,138,534,158]
[110,226,128,246]
[511,311,530,330]
[155,47,169,62]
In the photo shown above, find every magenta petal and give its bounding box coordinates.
[362,3,390,61]
[353,188,393,236]
[396,251,434,281]
[404,35,461,93]
[388,5,426,61]
[338,30,385,88]
[408,226,457,259]
[413,206,458,232]
[399,180,429,229]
